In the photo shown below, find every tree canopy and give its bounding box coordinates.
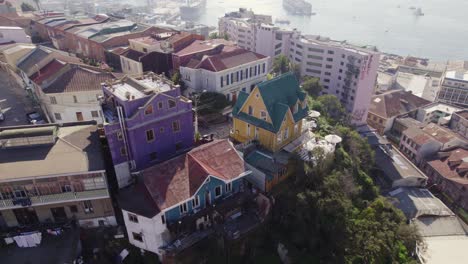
[301,76,322,98]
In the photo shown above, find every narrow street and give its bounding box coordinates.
[0,70,35,127]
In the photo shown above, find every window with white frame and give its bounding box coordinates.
[54,113,62,121]
[128,213,138,223]
[215,186,222,197]
[294,124,299,135]
[247,124,251,136]
[146,129,155,142]
[260,111,267,120]
[50,96,57,104]
[132,232,143,242]
[225,182,232,193]
[254,127,259,139]
[192,195,200,208]
[83,200,94,214]
[277,132,282,143]
[284,127,289,140]
[179,202,188,214]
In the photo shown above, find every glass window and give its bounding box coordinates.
[172,121,180,132]
[128,213,138,223]
[73,95,78,103]
[179,202,188,214]
[83,200,94,214]
[54,113,62,121]
[132,232,143,242]
[168,100,176,108]
[215,186,222,197]
[91,111,99,118]
[225,182,232,192]
[50,96,57,104]
[192,195,200,208]
[158,101,164,109]
[144,105,153,115]
[146,129,155,142]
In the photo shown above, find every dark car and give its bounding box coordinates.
[26,112,46,124]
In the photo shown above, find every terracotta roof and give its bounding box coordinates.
[174,39,234,57]
[42,66,114,94]
[142,140,246,212]
[404,123,466,146]
[189,47,266,72]
[369,90,432,118]
[427,148,468,186]
[30,59,66,85]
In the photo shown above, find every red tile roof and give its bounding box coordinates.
[174,39,234,57]
[188,47,266,72]
[428,148,468,186]
[30,59,66,85]
[369,90,432,118]
[42,65,115,94]
[142,140,246,211]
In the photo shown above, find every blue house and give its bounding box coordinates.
[118,140,265,260]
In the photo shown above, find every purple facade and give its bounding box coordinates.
[102,74,194,188]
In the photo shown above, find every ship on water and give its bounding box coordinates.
[283,0,312,16]
[180,0,206,20]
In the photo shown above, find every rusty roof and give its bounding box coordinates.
[369,90,432,118]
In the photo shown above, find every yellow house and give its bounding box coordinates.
[231,72,309,153]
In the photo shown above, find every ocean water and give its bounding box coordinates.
[188,0,468,61]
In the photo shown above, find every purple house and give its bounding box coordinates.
[102,73,194,188]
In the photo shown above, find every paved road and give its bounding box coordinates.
[0,70,35,127]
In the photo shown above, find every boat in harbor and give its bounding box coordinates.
[275,18,291,24]
[283,0,312,16]
[180,0,206,20]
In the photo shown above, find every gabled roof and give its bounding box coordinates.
[369,90,432,118]
[427,148,468,186]
[42,65,114,94]
[30,59,67,85]
[138,140,246,216]
[232,73,308,133]
[16,46,82,75]
[190,47,266,72]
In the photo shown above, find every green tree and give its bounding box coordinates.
[314,95,349,124]
[21,2,36,11]
[301,76,322,98]
[272,55,290,75]
[208,32,228,40]
[291,63,301,80]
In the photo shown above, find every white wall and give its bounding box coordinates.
[0,27,31,43]
[181,58,269,101]
[122,209,170,259]
[41,90,105,124]
[120,56,143,76]
[79,215,117,228]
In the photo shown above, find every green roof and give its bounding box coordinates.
[233,72,308,133]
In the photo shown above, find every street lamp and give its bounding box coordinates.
[192,90,207,137]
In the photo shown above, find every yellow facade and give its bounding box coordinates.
[231,87,304,152]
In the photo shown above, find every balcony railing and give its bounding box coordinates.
[0,189,110,210]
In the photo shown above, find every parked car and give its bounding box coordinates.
[26,112,46,124]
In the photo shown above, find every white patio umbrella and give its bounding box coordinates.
[308,110,321,118]
[325,134,342,144]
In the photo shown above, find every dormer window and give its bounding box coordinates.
[144,105,153,115]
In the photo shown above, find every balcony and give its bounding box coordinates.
[0,189,110,210]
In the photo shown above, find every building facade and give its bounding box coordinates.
[102,73,194,188]
[415,102,462,125]
[118,140,256,260]
[180,46,268,101]
[31,62,115,124]
[437,70,468,108]
[0,123,116,229]
[288,33,380,124]
[231,73,308,152]
[423,148,468,211]
[449,110,468,139]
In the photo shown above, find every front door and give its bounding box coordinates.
[51,207,67,223]
[13,208,39,226]
[76,112,84,121]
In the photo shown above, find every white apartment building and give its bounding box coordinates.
[219,11,291,65]
[288,33,380,124]
[415,102,462,125]
[180,48,269,101]
[437,70,468,108]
